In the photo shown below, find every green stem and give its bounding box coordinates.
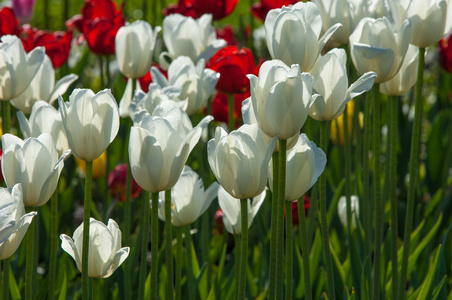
[150,192,159,300]
[372,85,383,300]
[398,47,426,300]
[123,162,132,300]
[25,208,35,300]
[389,97,399,300]
[3,258,10,300]
[228,93,235,132]
[276,139,287,299]
[48,191,59,300]
[2,101,10,134]
[92,278,100,300]
[99,56,105,89]
[268,152,280,300]
[184,226,195,300]
[319,121,335,300]
[175,227,183,300]
[298,198,312,300]
[343,106,353,231]
[234,233,241,297]
[138,191,151,300]
[82,161,93,300]
[105,56,111,88]
[237,199,249,300]
[285,201,293,300]
[165,189,174,300]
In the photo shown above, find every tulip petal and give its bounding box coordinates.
[0,211,36,260]
[48,74,78,105]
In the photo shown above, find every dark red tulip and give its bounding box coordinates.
[138,63,168,93]
[215,25,239,46]
[163,0,197,19]
[251,0,299,22]
[213,208,225,235]
[210,91,249,126]
[285,195,310,225]
[163,0,238,21]
[439,34,452,73]
[0,7,20,37]
[208,46,257,94]
[0,149,3,184]
[68,0,125,55]
[108,164,142,202]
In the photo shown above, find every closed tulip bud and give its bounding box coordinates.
[218,186,266,234]
[0,35,45,100]
[60,218,129,278]
[58,88,120,162]
[349,17,411,83]
[115,21,161,79]
[264,2,341,72]
[157,166,219,227]
[337,195,359,229]
[208,124,276,199]
[248,60,314,140]
[1,133,70,207]
[268,134,326,201]
[309,48,376,121]
[0,184,37,259]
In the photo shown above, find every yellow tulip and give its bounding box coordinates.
[75,151,107,179]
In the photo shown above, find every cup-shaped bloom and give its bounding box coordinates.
[151,56,219,115]
[129,102,213,192]
[115,20,161,79]
[60,218,129,278]
[248,60,314,140]
[264,2,341,72]
[160,14,226,66]
[10,55,78,114]
[337,195,359,229]
[17,101,69,156]
[406,0,448,48]
[0,35,45,100]
[58,88,120,162]
[208,124,277,199]
[268,134,326,201]
[309,48,376,121]
[380,44,419,96]
[1,133,70,207]
[157,166,219,227]
[349,17,411,83]
[0,184,37,259]
[218,186,266,234]
[108,164,142,202]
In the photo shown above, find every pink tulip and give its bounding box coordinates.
[12,0,37,24]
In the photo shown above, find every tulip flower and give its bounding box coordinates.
[151,56,219,115]
[287,195,310,225]
[157,166,219,227]
[268,134,326,201]
[251,0,298,22]
[68,0,125,55]
[208,46,257,94]
[0,7,20,36]
[1,133,70,207]
[218,186,266,234]
[11,55,77,114]
[12,0,36,24]
[58,88,120,162]
[308,48,376,121]
[0,184,37,259]
[115,20,161,79]
[160,14,226,67]
[211,91,249,126]
[337,195,359,229]
[215,25,239,46]
[60,218,129,278]
[17,101,69,156]
[163,0,238,20]
[380,44,419,96]
[349,17,411,84]
[439,33,452,73]
[129,102,213,192]
[108,164,142,202]
[208,124,277,199]
[264,2,341,72]
[0,35,44,101]
[248,59,314,140]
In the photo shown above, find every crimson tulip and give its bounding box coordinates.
[108,164,142,202]
[138,63,168,93]
[216,25,239,46]
[439,33,452,73]
[286,195,310,225]
[68,0,125,55]
[163,0,238,21]
[251,0,299,21]
[0,7,20,36]
[210,91,249,126]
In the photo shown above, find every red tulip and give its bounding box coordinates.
[0,149,3,184]
[439,33,452,73]
[108,164,142,202]
[163,0,197,19]
[285,195,310,225]
[68,0,125,55]
[215,25,239,46]
[213,208,225,235]
[163,0,238,21]
[251,0,299,22]
[0,7,20,37]
[138,63,168,93]
[210,91,249,126]
[208,46,257,94]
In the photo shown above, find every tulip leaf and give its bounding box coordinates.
[8,265,21,300]
[327,178,345,227]
[57,271,67,300]
[415,245,441,300]
[426,113,447,189]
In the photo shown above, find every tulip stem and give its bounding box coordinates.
[319,121,335,300]
[175,227,183,300]
[123,162,132,300]
[389,96,399,300]
[398,46,426,300]
[234,233,241,296]
[92,278,100,300]
[99,56,105,89]
[268,152,279,300]
[237,198,249,300]
[372,85,383,300]
[150,191,159,300]
[298,198,312,300]
[25,207,35,300]
[2,101,10,134]
[184,226,195,300]
[285,201,293,300]
[165,189,174,300]
[2,258,10,300]
[82,161,93,300]
[138,191,152,300]
[228,93,235,132]
[276,139,287,300]
[48,190,59,300]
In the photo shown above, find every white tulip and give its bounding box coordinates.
[337,195,359,229]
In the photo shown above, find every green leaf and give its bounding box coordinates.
[58,271,68,300]
[416,245,442,300]
[8,266,21,300]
